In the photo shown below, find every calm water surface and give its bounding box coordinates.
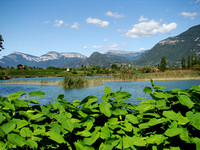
[0,77,199,105]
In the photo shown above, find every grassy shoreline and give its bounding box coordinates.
[0,70,199,86]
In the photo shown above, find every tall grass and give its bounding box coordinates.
[60,76,102,88]
[102,70,200,82]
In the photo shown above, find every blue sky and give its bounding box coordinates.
[0,0,200,58]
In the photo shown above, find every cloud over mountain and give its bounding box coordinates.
[126,19,177,38]
[180,12,198,20]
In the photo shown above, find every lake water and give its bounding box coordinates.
[0,77,199,105]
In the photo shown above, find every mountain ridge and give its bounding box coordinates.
[105,49,148,60]
[134,24,200,66]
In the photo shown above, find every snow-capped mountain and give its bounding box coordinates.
[0,51,87,68]
[104,50,148,60]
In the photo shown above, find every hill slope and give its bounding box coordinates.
[105,50,148,60]
[134,24,200,66]
[62,52,133,68]
[0,51,87,68]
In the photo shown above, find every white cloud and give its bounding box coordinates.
[126,20,177,38]
[108,43,118,48]
[180,12,198,20]
[139,16,148,22]
[103,39,108,42]
[86,17,109,27]
[195,0,200,3]
[140,48,146,51]
[71,22,80,29]
[82,46,88,49]
[105,11,125,18]
[92,45,103,49]
[54,20,64,27]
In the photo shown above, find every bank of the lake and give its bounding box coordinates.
[1,70,200,85]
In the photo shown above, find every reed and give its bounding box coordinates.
[60,76,103,88]
[0,80,59,85]
[101,70,200,82]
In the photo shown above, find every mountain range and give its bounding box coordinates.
[0,24,199,68]
[134,24,200,66]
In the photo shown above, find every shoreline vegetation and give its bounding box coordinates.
[0,70,199,88]
[0,81,200,149]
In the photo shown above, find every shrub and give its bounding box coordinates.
[0,80,200,149]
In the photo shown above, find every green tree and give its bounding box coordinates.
[191,55,194,66]
[181,56,186,69]
[187,55,191,69]
[160,56,167,72]
[111,64,118,70]
[17,64,23,70]
[0,34,4,51]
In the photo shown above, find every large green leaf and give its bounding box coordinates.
[29,99,39,104]
[132,136,147,146]
[1,121,16,134]
[104,86,112,94]
[17,120,29,129]
[190,85,200,91]
[8,91,25,101]
[122,121,133,132]
[61,118,74,132]
[147,134,166,145]
[108,118,119,125]
[192,137,200,150]
[51,102,60,110]
[26,139,38,149]
[30,113,44,120]
[143,87,152,94]
[125,114,139,124]
[135,104,154,113]
[20,127,33,137]
[115,91,131,102]
[147,118,167,126]
[80,95,97,107]
[179,130,190,143]
[164,128,183,137]
[100,125,110,139]
[112,108,127,116]
[45,131,66,144]
[163,110,178,120]
[7,133,25,147]
[83,132,100,146]
[0,113,4,124]
[186,111,200,130]
[3,101,15,111]
[178,95,194,109]
[29,91,45,97]
[77,130,92,137]
[100,103,112,117]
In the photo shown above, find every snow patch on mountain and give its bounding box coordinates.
[11,51,87,62]
[159,38,185,45]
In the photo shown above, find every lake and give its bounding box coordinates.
[0,77,199,105]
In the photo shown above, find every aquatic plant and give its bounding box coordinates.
[0,80,200,149]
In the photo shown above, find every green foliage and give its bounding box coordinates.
[141,66,155,73]
[181,56,186,69]
[160,56,167,72]
[0,82,200,149]
[0,34,4,51]
[61,76,88,88]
